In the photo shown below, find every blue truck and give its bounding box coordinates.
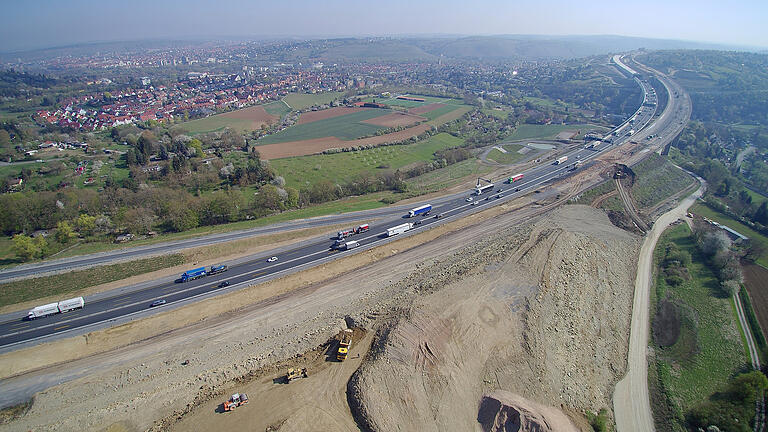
[408,204,432,217]
[179,267,207,282]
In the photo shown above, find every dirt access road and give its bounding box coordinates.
[612,178,705,432]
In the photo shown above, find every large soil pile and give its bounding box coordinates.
[347,205,639,430]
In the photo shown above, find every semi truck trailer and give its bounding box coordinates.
[179,267,207,282]
[555,156,568,165]
[387,223,413,237]
[408,204,432,217]
[27,296,85,320]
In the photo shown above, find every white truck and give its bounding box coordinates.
[387,223,413,237]
[26,296,85,320]
[555,156,568,165]
[27,303,60,320]
[58,297,85,312]
[340,240,360,250]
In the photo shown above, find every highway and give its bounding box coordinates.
[0,54,673,351]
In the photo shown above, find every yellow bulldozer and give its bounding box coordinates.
[285,367,308,383]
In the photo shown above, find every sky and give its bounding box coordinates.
[2,0,767,52]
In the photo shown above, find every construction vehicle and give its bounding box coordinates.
[474,177,494,195]
[337,329,353,361]
[285,367,308,383]
[223,393,249,412]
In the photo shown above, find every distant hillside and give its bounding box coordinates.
[283,35,763,63]
[412,35,759,61]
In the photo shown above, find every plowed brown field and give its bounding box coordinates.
[409,103,444,114]
[742,262,768,336]
[220,105,277,125]
[256,123,433,159]
[296,107,370,124]
[362,112,425,127]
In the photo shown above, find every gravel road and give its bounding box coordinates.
[612,178,704,432]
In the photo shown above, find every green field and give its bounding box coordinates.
[405,158,491,194]
[486,144,526,165]
[481,108,509,119]
[363,95,464,108]
[283,92,343,110]
[421,104,464,121]
[691,202,768,267]
[257,109,395,144]
[181,116,256,134]
[507,124,606,141]
[631,154,697,209]
[649,223,748,429]
[263,100,292,117]
[269,133,464,188]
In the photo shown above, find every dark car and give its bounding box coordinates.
[150,300,166,307]
[414,220,423,225]
[434,213,443,219]
[514,188,519,192]
[218,281,230,288]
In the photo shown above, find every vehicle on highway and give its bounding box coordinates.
[387,223,413,237]
[178,267,207,283]
[267,256,278,263]
[514,188,520,192]
[471,201,477,206]
[26,297,85,320]
[434,213,443,219]
[150,300,166,307]
[414,220,423,225]
[496,194,502,199]
[465,197,473,202]
[209,264,228,275]
[408,204,432,217]
[218,281,230,288]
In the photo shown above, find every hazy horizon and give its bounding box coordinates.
[2,0,767,53]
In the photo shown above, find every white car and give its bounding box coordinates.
[267,256,278,263]
[465,197,473,202]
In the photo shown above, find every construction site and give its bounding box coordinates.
[0,127,701,432]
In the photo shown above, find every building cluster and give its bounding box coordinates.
[33,69,350,131]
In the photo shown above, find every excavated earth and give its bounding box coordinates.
[1,204,639,431]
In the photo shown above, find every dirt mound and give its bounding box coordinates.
[477,391,578,432]
[348,205,639,430]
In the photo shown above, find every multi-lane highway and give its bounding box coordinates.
[0,54,677,350]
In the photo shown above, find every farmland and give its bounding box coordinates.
[269,132,464,188]
[283,92,343,110]
[180,105,278,134]
[257,109,394,144]
[262,100,292,117]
